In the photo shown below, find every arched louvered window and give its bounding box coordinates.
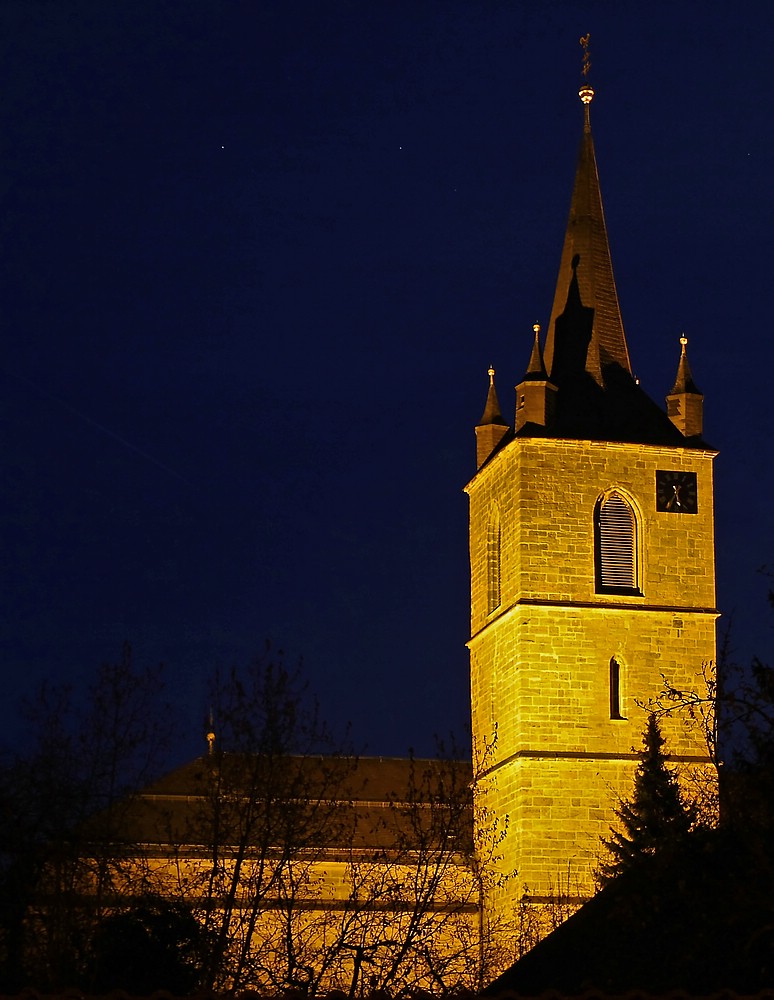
[595,491,639,593]
[486,508,501,614]
[609,657,624,719]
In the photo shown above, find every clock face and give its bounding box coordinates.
[655,470,698,514]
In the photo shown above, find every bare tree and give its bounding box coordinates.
[303,747,478,997]
[0,645,171,990]
[159,650,357,991]
[2,646,514,994]
[152,665,509,994]
[645,593,774,829]
[252,738,512,997]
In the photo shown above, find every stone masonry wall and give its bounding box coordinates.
[466,436,718,919]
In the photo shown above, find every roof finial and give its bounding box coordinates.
[667,332,703,436]
[475,364,509,467]
[206,708,216,756]
[525,323,547,378]
[578,34,594,125]
[670,332,700,395]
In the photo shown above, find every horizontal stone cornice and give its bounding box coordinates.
[479,748,713,782]
[469,597,719,645]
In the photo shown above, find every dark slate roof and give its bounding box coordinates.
[516,363,696,446]
[517,89,709,449]
[524,326,548,381]
[670,338,702,396]
[543,91,630,388]
[479,369,508,427]
[116,754,473,853]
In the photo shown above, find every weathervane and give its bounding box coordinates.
[578,34,594,116]
[580,33,591,79]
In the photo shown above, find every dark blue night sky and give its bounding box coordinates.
[1,1,772,760]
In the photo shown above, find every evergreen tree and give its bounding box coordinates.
[598,714,693,884]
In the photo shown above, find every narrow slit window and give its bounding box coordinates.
[487,510,501,613]
[610,657,624,719]
[596,491,638,592]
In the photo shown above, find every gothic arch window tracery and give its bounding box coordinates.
[486,506,501,614]
[595,490,640,594]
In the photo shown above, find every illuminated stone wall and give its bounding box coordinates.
[80,849,482,992]
[467,436,717,924]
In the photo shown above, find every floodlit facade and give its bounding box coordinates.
[59,77,719,992]
[466,78,717,948]
[109,753,483,993]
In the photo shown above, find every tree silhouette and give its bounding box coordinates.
[0,646,171,990]
[89,896,210,992]
[598,714,693,884]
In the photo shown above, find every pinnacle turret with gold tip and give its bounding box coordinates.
[515,323,557,432]
[475,366,510,468]
[666,334,704,437]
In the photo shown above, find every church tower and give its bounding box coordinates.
[466,75,717,939]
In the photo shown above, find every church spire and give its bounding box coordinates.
[473,42,706,454]
[666,334,703,437]
[542,66,631,387]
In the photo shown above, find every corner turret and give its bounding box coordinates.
[475,367,510,468]
[666,335,704,438]
[515,324,557,432]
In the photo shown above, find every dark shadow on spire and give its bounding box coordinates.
[528,250,698,445]
[549,254,594,386]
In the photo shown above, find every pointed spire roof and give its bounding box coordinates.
[666,335,704,438]
[515,324,557,433]
[478,366,508,426]
[523,323,548,381]
[543,83,631,386]
[475,366,511,468]
[470,51,711,459]
[669,335,701,395]
[518,73,701,448]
